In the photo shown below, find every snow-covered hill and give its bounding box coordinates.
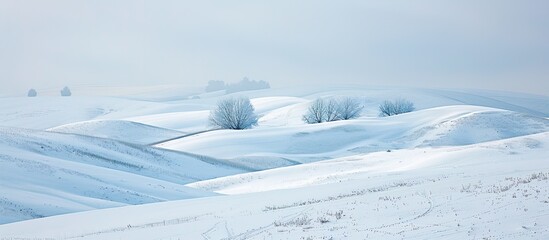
[158,106,549,167]
[48,120,185,145]
[1,132,547,239]
[1,86,547,131]
[0,127,246,224]
[0,85,548,239]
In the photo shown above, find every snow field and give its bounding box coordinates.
[1,133,548,239]
[0,85,548,239]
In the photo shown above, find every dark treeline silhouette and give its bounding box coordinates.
[205,77,270,93]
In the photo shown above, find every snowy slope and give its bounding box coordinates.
[124,110,211,133]
[1,85,548,238]
[158,106,549,166]
[0,127,246,224]
[1,132,548,239]
[126,87,548,132]
[0,96,163,130]
[48,120,185,145]
[188,132,549,194]
[123,97,306,132]
[2,86,546,131]
[0,96,210,130]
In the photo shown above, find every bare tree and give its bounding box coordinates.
[324,98,340,122]
[209,97,258,130]
[336,97,363,120]
[379,98,415,117]
[303,98,329,124]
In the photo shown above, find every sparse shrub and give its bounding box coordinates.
[317,216,330,224]
[27,88,37,97]
[60,86,72,96]
[274,215,312,227]
[327,210,344,220]
[379,98,414,117]
[209,97,258,130]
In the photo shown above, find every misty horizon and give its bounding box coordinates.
[1,1,548,96]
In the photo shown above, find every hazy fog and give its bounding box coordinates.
[1,0,548,95]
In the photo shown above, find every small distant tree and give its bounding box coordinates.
[27,88,37,97]
[209,97,258,130]
[60,86,71,96]
[379,98,415,117]
[336,97,363,120]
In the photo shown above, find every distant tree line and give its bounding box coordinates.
[205,77,270,93]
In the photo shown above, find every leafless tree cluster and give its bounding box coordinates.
[303,97,363,124]
[378,98,415,117]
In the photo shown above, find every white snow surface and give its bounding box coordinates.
[1,133,548,239]
[0,85,548,239]
[1,86,547,131]
[0,127,245,224]
[48,120,185,145]
[159,106,548,166]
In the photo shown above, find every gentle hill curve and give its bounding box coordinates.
[158,106,549,166]
[0,127,246,224]
[48,120,185,145]
[2,132,548,239]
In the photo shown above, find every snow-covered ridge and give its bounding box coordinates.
[48,120,185,145]
[1,132,547,239]
[0,86,548,239]
[0,127,245,224]
[187,132,549,194]
[159,105,549,163]
[1,87,547,131]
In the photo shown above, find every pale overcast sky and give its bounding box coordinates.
[0,0,548,95]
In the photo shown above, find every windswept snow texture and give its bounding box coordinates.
[1,133,548,239]
[0,127,245,224]
[48,120,185,145]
